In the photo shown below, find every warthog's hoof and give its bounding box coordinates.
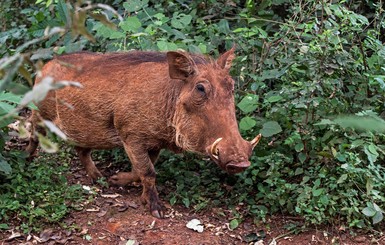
[151,209,164,219]
[108,174,126,186]
[148,200,165,219]
[108,172,140,186]
[141,192,165,219]
[86,168,103,182]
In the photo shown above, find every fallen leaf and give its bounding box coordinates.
[97,210,107,217]
[101,193,121,198]
[86,207,100,212]
[186,219,204,233]
[6,231,22,241]
[79,227,88,235]
[84,234,92,241]
[148,220,156,229]
[119,240,139,245]
[33,235,42,243]
[126,201,139,209]
[268,238,277,245]
[113,202,128,212]
[40,228,53,242]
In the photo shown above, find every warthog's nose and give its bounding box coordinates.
[226,161,250,174]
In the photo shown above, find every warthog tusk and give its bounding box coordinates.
[250,134,262,149]
[210,138,222,160]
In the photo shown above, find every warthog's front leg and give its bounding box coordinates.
[111,143,164,218]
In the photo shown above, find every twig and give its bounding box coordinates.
[102,228,125,239]
[270,229,301,243]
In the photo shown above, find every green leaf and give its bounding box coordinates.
[337,174,348,184]
[237,94,259,113]
[229,219,239,230]
[373,203,383,212]
[0,101,16,116]
[260,121,282,137]
[120,17,142,32]
[156,41,178,51]
[298,153,307,163]
[266,95,283,103]
[56,0,70,24]
[109,31,126,39]
[171,14,192,29]
[294,168,303,175]
[294,142,304,152]
[373,211,383,224]
[366,178,373,195]
[312,188,324,197]
[260,67,288,80]
[0,160,12,175]
[0,223,9,230]
[37,133,58,153]
[362,207,376,217]
[239,116,257,131]
[314,179,321,188]
[182,197,190,208]
[170,196,176,206]
[218,19,230,34]
[364,145,379,164]
[123,0,149,12]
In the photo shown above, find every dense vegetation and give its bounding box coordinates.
[1,0,384,233]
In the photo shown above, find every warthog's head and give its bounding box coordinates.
[168,47,261,174]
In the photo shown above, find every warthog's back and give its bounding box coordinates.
[38,51,183,149]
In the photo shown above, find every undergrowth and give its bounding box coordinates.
[0,149,88,233]
[0,0,384,233]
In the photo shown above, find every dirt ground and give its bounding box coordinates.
[1,153,384,245]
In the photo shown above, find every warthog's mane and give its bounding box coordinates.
[57,51,212,67]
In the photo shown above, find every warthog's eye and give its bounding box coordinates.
[196,83,206,94]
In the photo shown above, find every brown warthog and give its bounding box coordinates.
[27,47,261,218]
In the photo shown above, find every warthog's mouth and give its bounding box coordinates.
[225,161,251,174]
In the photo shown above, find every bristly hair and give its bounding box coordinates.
[57,51,211,67]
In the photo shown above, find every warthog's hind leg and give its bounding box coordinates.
[75,147,103,181]
[26,111,45,160]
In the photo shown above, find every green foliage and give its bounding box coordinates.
[0,152,87,232]
[155,0,384,229]
[0,0,120,233]
[1,0,384,232]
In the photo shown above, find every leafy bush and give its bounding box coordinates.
[1,0,384,232]
[0,0,120,232]
[0,152,87,233]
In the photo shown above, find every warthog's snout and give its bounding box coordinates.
[207,134,262,174]
[226,161,251,174]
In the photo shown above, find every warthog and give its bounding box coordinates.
[27,47,261,218]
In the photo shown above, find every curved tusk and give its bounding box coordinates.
[250,134,262,149]
[210,137,222,160]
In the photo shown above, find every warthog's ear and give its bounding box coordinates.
[217,45,236,71]
[167,51,197,80]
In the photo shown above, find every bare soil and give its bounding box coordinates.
[0,153,383,245]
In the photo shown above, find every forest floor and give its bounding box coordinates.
[0,150,383,245]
